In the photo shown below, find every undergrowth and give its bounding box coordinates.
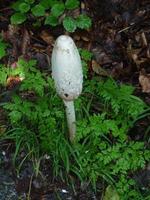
[0,54,150,199]
[10,0,92,32]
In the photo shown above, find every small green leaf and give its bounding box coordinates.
[51,3,65,17]
[45,15,58,26]
[40,0,50,9]
[76,14,92,29]
[0,41,7,59]
[31,4,45,17]
[79,48,93,61]
[11,1,23,11]
[19,2,30,13]
[103,185,120,200]
[0,48,6,59]
[41,0,58,8]
[65,0,79,10]
[63,17,76,32]
[11,13,27,24]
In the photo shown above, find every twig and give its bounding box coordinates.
[118,23,135,33]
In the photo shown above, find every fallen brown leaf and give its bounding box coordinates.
[0,126,6,135]
[6,76,23,90]
[139,69,150,93]
[92,60,109,76]
[21,29,30,56]
[40,30,54,45]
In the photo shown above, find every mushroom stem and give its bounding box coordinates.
[63,100,76,142]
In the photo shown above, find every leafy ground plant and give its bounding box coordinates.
[0,57,150,199]
[10,0,92,32]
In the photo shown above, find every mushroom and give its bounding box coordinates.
[51,35,83,142]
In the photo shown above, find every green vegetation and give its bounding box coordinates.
[0,38,7,59]
[10,0,92,32]
[0,51,149,199]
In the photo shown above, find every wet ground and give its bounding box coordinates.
[0,145,17,200]
[0,143,98,200]
[0,169,18,200]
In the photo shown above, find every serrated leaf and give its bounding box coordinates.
[79,48,93,61]
[11,13,27,24]
[31,4,45,17]
[19,2,30,13]
[9,110,22,123]
[45,15,58,26]
[76,14,92,29]
[65,0,79,10]
[51,3,65,17]
[0,65,7,85]
[28,59,37,67]
[63,17,76,32]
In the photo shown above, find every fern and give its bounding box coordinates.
[0,59,47,96]
[0,64,8,85]
[97,79,146,119]
[1,58,149,200]
[16,59,47,96]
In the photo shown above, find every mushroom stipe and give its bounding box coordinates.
[51,35,83,142]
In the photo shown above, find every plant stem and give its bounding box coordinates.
[63,100,76,142]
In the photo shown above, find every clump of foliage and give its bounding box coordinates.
[0,53,149,199]
[10,0,92,32]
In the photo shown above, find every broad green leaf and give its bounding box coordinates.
[65,0,79,10]
[76,14,92,29]
[41,0,58,8]
[11,13,27,24]
[63,17,76,32]
[45,15,58,26]
[40,0,50,9]
[31,4,45,17]
[19,2,30,13]
[51,3,65,17]
[11,1,24,11]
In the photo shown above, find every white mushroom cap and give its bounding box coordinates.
[51,35,83,101]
